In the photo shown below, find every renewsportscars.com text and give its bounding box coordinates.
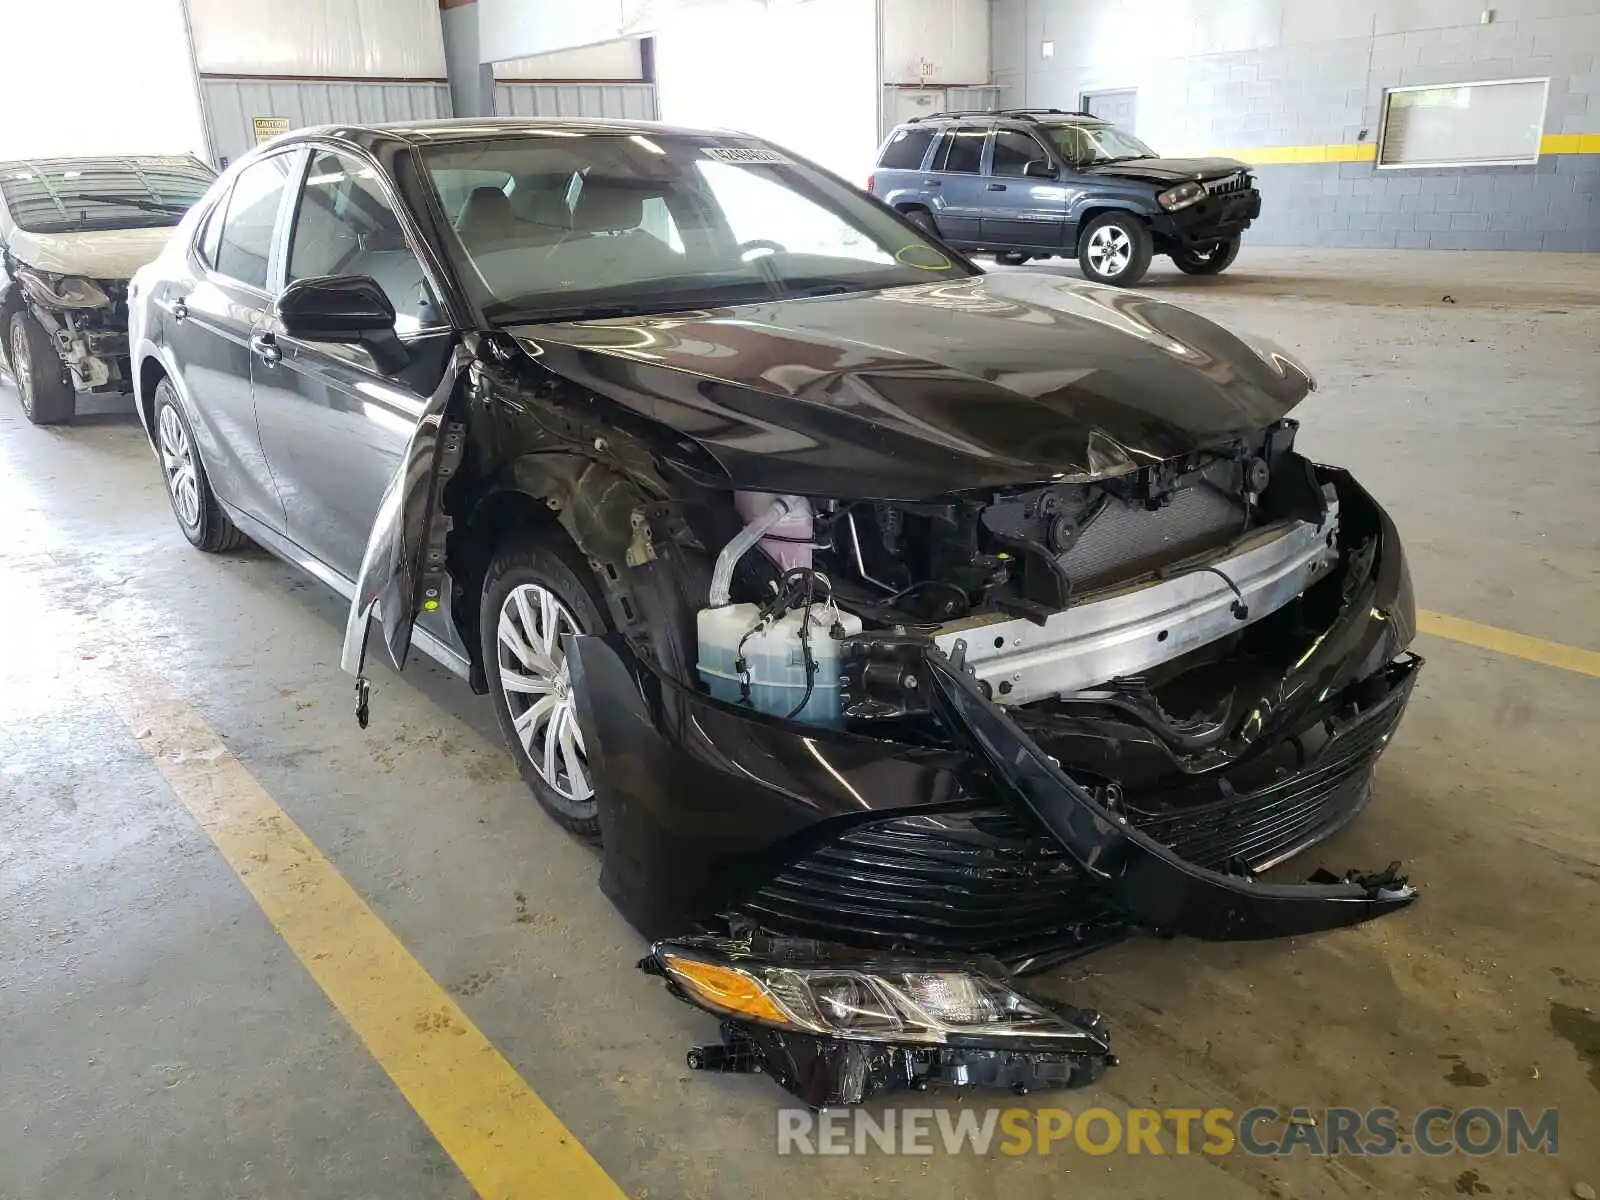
[776,1106,1560,1158]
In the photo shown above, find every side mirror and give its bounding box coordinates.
[1023,159,1058,179]
[277,275,407,373]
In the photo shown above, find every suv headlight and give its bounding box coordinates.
[648,938,1106,1048]
[15,268,110,310]
[1157,180,1205,212]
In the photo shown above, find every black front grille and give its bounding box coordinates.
[742,809,1125,972]
[741,667,1415,970]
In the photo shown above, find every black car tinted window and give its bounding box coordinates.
[879,127,936,170]
[932,127,986,174]
[286,149,437,333]
[214,154,293,290]
[991,130,1049,176]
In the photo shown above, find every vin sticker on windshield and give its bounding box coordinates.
[702,146,791,165]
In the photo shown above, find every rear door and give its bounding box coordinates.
[161,151,297,532]
[251,144,455,583]
[979,127,1069,250]
[872,124,938,208]
[923,124,988,242]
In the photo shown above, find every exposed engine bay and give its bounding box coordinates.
[692,418,1340,738]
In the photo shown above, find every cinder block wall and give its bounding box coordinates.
[991,0,1600,250]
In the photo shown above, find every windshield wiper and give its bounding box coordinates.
[73,193,192,215]
[1091,154,1158,165]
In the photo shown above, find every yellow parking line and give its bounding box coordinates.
[108,671,627,1200]
[1417,609,1600,679]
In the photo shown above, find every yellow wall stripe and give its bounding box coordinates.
[1204,134,1596,163]
[109,672,628,1200]
[1417,610,1600,680]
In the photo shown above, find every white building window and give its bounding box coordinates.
[1378,78,1549,169]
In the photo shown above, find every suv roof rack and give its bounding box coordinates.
[909,107,1098,123]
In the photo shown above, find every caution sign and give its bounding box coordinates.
[252,116,292,145]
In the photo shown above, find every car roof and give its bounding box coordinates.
[287,117,751,154]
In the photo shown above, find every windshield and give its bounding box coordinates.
[0,157,215,234]
[1039,123,1158,165]
[420,133,973,324]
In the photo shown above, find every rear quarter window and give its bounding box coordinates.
[878,127,936,170]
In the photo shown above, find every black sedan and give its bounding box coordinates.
[128,118,1421,1105]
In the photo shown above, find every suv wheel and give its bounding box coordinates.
[1172,237,1241,276]
[8,310,76,425]
[901,207,938,235]
[481,531,610,841]
[994,251,1029,266]
[1077,213,1154,287]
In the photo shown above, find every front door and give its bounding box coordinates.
[163,152,297,532]
[978,128,1069,250]
[251,145,452,582]
[924,126,989,242]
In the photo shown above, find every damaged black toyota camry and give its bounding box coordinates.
[129,118,1420,1107]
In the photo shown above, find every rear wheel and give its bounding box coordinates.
[1077,212,1154,287]
[153,379,249,552]
[900,207,938,236]
[8,310,75,425]
[480,532,610,840]
[1172,237,1241,276]
[994,250,1029,266]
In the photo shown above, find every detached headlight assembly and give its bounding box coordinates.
[1157,180,1205,211]
[16,269,110,310]
[643,936,1115,1105]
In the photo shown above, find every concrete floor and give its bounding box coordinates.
[2,248,1597,1200]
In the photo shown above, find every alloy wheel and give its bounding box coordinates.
[1086,225,1133,278]
[157,405,201,529]
[496,582,591,802]
[10,322,33,417]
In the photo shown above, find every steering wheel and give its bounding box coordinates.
[738,239,787,261]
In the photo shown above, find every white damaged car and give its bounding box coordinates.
[1,155,213,424]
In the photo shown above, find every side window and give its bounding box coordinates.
[878,127,936,170]
[196,197,226,267]
[992,130,1049,177]
[214,155,293,289]
[286,149,437,334]
[932,126,986,174]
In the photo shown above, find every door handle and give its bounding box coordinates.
[986,183,1007,191]
[923,178,942,186]
[162,297,189,322]
[250,332,282,366]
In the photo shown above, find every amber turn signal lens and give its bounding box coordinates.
[662,954,792,1025]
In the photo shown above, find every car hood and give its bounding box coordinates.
[6,225,175,280]
[508,271,1312,500]
[1081,156,1249,185]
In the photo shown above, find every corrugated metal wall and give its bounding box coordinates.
[493,83,658,120]
[200,78,451,168]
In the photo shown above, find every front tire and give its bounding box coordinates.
[480,532,610,840]
[8,310,75,425]
[153,379,249,552]
[1172,237,1241,276]
[1077,213,1154,287]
